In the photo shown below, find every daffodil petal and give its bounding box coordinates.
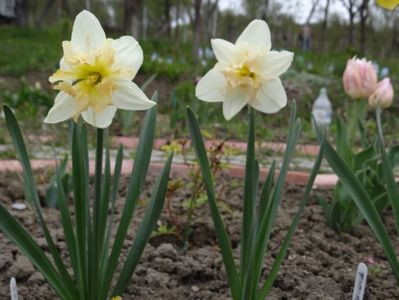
[112,36,143,79]
[251,78,287,114]
[196,70,227,102]
[81,105,117,128]
[112,79,156,110]
[44,92,80,124]
[59,57,70,71]
[236,19,271,51]
[223,86,251,120]
[71,10,106,53]
[260,50,294,77]
[211,39,237,64]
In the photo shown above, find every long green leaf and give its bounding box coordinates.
[100,144,124,275]
[140,74,157,91]
[0,203,74,300]
[4,105,76,296]
[376,107,399,236]
[268,104,301,226]
[99,148,111,260]
[258,140,325,299]
[80,125,92,300]
[257,161,276,227]
[71,123,89,299]
[100,93,158,299]
[241,108,256,283]
[94,143,111,291]
[55,161,79,291]
[45,155,69,208]
[187,107,241,300]
[113,153,174,295]
[388,145,399,167]
[251,102,301,293]
[242,160,260,300]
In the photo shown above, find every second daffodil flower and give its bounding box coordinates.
[195,20,293,120]
[44,10,155,128]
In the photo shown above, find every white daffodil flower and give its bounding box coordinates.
[195,20,293,120]
[44,10,155,128]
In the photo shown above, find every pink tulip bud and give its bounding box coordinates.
[342,57,378,99]
[368,78,394,109]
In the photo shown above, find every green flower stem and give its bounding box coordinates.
[348,99,367,146]
[91,128,104,299]
[71,124,89,299]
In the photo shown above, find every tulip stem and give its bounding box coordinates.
[348,100,366,146]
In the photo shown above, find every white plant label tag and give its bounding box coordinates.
[11,203,26,211]
[352,262,368,300]
[10,277,18,300]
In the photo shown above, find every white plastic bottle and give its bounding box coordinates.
[312,88,332,130]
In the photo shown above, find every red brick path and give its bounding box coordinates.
[0,159,337,188]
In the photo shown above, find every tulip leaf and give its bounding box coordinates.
[376,106,399,237]
[315,118,399,284]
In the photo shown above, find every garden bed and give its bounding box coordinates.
[0,171,398,299]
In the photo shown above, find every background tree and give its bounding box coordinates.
[244,0,269,19]
[340,0,361,47]
[124,0,142,37]
[358,0,370,53]
[320,0,332,50]
[306,0,321,24]
[36,0,72,27]
[15,0,29,27]
[192,0,202,61]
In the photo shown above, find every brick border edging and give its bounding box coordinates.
[28,135,321,156]
[0,159,337,188]
[112,137,321,156]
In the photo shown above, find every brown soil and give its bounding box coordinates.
[0,171,398,300]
